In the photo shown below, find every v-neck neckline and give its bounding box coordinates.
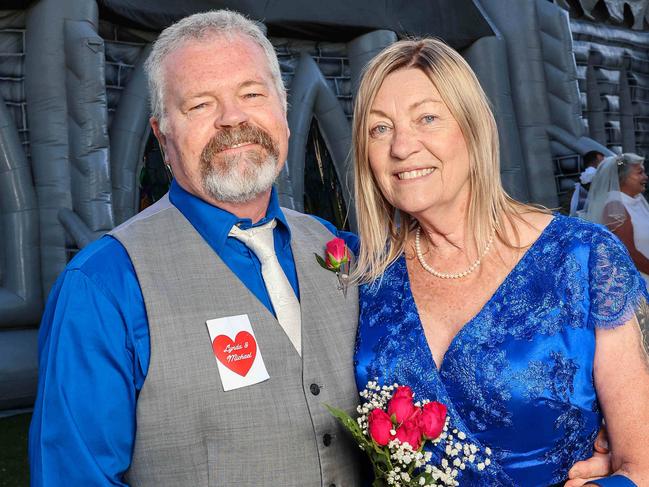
[403,215,559,372]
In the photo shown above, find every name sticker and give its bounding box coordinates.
[206,314,270,391]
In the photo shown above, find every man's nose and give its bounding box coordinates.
[216,100,248,127]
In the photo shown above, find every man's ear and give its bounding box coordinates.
[150,117,167,159]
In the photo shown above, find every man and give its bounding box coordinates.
[570,150,605,216]
[29,9,612,487]
[29,10,360,486]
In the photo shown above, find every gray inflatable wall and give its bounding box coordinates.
[479,0,603,207]
[283,30,399,232]
[110,45,153,225]
[0,9,40,410]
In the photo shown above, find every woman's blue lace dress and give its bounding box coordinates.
[354,215,648,486]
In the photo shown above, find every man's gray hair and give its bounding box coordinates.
[144,10,286,130]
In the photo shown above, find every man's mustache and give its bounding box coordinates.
[201,124,279,162]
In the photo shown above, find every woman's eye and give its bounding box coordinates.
[244,93,262,99]
[421,115,436,124]
[190,103,207,111]
[370,124,390,137]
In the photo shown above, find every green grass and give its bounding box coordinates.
[0,413,30,487]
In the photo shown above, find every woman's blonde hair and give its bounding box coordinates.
[352,38,542,283]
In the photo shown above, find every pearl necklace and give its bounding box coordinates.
[414,226,495,279]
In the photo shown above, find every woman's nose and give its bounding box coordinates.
[390,126,420,160]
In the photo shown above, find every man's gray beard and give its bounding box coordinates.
[201,151,279,203]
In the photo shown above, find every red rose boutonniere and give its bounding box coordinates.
[315,237,351,297]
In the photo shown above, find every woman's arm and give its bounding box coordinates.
[589,314,649,485]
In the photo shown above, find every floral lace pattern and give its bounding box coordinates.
[354,215,648,486]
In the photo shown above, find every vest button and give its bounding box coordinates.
[323,433,332,446]
[310,383,320,395]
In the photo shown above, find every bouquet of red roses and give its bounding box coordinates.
[327,381,491,487]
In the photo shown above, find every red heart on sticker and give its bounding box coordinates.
[212,331,257,377]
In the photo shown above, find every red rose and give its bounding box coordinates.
[392,385,414,401]
[418,401,447,440]
[387,386,417,423]
[325,238,349,271]
[367,408,394,446]
[395,416,422,449]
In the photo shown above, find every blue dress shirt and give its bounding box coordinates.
[29,180,358,486]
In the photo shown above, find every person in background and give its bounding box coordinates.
[570,150,605,216]
[585,153,649,283]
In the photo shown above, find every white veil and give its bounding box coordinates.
[584,153,645,229]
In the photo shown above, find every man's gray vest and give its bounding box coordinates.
[110,195,363,486]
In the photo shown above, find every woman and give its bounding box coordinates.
[585,153,649,283]
[352,38,649,486]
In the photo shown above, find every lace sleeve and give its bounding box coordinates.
[588,227,649,329]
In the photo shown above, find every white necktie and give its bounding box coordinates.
[229,220,302,355]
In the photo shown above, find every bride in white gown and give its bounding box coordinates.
[585,153,649,284]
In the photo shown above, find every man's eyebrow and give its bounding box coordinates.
[183,91,213,100]
[239,80,267,89]
[183,80,268,100]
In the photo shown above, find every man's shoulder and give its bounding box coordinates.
[280,207,316,223]
[111,195,175,237]
[281,208,333,235]
[280,208,343,235]
[67,235,133,279]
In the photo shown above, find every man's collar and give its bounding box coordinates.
[168,180,291,253]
